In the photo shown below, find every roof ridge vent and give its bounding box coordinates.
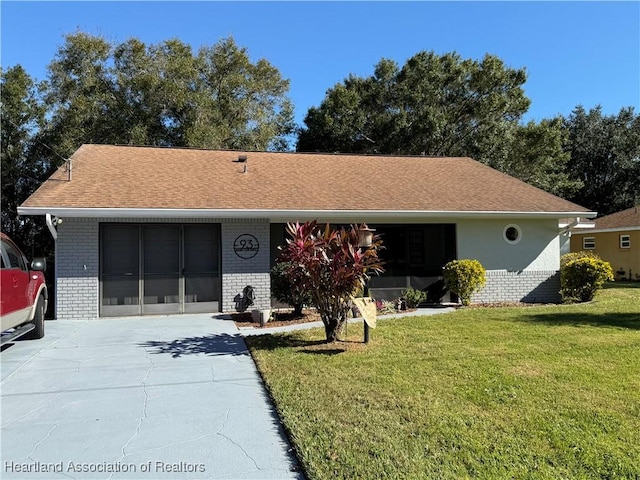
[234,155,248,163]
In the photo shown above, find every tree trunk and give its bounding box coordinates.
[322,313,346,343]
[324,323,339,343]
[293,303,304,317]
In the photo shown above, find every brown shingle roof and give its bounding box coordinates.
[594,206,640,230]
[20,144,591,215]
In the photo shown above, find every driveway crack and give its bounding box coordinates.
[108,347,154,479]
[215,409,261,471]
[27,423,57,462]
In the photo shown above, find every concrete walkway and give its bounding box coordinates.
[1,315,302,480]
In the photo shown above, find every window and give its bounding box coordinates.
[1,240,27,270]
[583,237,595,250]
[620,234,631,249]
[503,224,522,244]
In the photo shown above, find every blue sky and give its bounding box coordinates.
[2,1,638,127]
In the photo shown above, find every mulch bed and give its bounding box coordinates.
[464,302,550,309]
[232,309,322,329]
[232,303,554,329]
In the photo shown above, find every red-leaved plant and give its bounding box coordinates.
[277,221,384,343]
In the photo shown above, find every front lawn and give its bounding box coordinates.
[246,285,640,479]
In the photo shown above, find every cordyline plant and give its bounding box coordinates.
[278,221,384,343]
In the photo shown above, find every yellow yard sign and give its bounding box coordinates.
[352,297,377,328]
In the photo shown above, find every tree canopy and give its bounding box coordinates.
[1,65,47,250]
[38,32,294,158]
[297,51,639,208]
[563,105,640,216]
[297,51,531,162]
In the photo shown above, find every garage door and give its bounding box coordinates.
[100,224,220,316]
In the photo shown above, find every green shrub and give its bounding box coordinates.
[270,261,313,316]
[560,250,599,268]
[443,259,487,306]
[560,256,614,302]
[402,287,427,308]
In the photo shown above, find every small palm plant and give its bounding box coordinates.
[277,221,384,343]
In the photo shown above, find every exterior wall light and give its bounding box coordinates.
[358,224,375,248]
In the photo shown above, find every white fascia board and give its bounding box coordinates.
[558,221,596,229]
[578,226,640,234]
[17,206,597,221]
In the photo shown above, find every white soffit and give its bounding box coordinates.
[18,207,597,221]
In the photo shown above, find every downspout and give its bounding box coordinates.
[560,217,580,236]
[45,213,59,320]
[45,213,58,240]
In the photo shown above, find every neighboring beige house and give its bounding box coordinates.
[570,206,640,280]
[18,144,595,319]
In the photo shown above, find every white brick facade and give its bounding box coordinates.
[55,219,99,320]
[221,219,271,312]
[471,270,561,304]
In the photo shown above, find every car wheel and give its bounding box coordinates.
[25,295,45,340]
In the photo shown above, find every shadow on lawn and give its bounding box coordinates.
[247,334,365,355]
[245,334,327,352]
[519,311,640,330]
[299,348,345,356]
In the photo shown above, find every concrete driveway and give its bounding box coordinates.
[1,315,302,479]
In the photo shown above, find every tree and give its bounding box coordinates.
[296,51,593,199]
[563,106,640,215]
[0,66,48,251]
[36,31,294,167]
[297,51,530,164]
[278,221,384,343]
[42,31,117,154]
[502,118,582,198]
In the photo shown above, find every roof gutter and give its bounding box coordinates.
[19,207,597,221]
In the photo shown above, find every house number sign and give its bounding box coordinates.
[233,234,259,259]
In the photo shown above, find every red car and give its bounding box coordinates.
[0,232,48,345]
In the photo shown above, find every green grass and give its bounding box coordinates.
[246,285,640,479]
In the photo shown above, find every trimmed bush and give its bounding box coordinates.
[560,250,599,268]
[402,287,427,309]
[270,261,312,316]
[443,259,487,306]
[560,255,614,303]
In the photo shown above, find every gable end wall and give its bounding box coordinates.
[457,218,561,303]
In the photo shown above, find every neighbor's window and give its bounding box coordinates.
[583,237,596,250]
[620,234,631,249]
[503,224,522,244]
